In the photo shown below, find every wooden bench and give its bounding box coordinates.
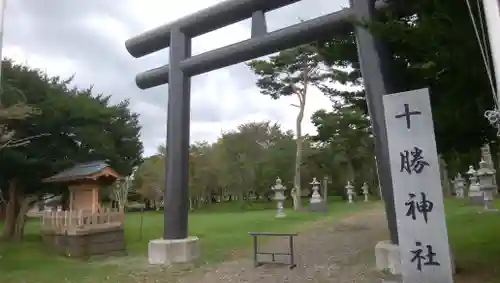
[248,232,298,269]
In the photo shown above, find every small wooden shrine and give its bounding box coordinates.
[42,160,120,213]
[40,161,126,259]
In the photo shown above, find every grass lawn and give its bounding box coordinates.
[0,198,370,283]
[447,199,500,283]
[5,198,499,283]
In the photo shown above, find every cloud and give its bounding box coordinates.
[3,0,347,156]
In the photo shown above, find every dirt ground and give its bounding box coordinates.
[175,204,390,283]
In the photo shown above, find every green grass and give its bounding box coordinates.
[5,199,500,283]
[446,199,500,283]
[0,199,369,283]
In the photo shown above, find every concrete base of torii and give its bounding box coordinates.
[375,240,456,277]
[375,241,402,275]
[148,236,200,265]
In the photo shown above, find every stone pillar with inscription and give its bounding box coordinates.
[378,88,454,283]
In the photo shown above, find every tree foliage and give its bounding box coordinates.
[0,59,143,240]
[212,122,296,207]
[311,104,377,195]
[132,119,378,210]
[247,45,328,210]
[132,121,301,209]
[316,0,495,169]
[132,147,164,209]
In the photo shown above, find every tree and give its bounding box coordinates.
[131,121,308,211]
[188,141,218,209]
[112,176,133,210]
[247,45,327,210]
[0,67,48,150]
[132,150,164,210]
[316,0,495,169]
[311,104,376,196]
[0,60,143,240]
[0,105,44,150]
[0,68,44,219]
[214,121,296,207]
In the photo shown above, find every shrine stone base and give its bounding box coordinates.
[148,236,200,265]
[375,241,401,275]
[307,202,328,212]
[469,195,484,205]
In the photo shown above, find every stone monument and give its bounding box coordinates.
[322,176,329,203]
[271,178,287,218]
[377,88,453,282]
[308,177,328,212]
[481,144,496,172]
[481,143,497,195]
[467,165,483,204]
[476,160,497,211]
[346,181,355,204]
[452,173,465,198]
[362,182,369,202]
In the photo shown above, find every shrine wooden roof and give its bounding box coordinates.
[42,160,120,183]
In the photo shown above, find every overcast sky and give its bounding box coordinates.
[3,0,348,156]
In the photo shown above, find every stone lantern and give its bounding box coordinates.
[271,178,287,218]
[476,159,497,210]
[452,173,466,199]
[361,182,369,202]
[308,177,327,212]
[466,165,482,204]
[346,181,355,204]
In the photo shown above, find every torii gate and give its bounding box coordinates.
[126,0,400,264]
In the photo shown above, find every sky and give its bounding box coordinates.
[2,0,349,157]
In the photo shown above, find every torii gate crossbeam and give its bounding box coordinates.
[125,0,399,250]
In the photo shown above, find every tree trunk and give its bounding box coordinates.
[13,195,37,240]
[207,190,212,206]
[439,155,452,196]
[0,203,5,221]
[293,136,303,210]
[2,179,18,240]
[292,87,307,211]
[197,196,203,209]
[346,157,355,184]
[239,191,246,209]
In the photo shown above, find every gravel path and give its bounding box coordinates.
[178,204,389,283]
